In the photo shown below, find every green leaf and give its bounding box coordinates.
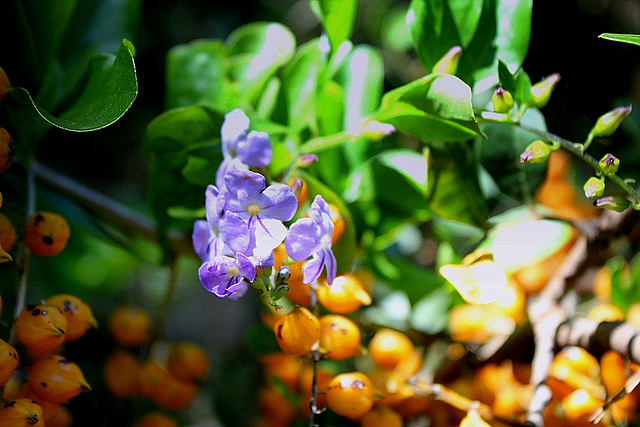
[410,287,452,334]
[599,33,640,47]
[426,141,488,227]
[477,108,547,202]
[497,60,516,93]
[334,45,384,134]
[8,40,137,133]
[165,39,232,110]
[225,22,296,104]
[377,74,483,143]
[141,105,223,161]
[280,40,326,133]
[448,0,484,47]
[310,0,358,54]
[316,80,345,136]
[298,171,357,275]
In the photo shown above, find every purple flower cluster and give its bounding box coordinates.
[192,109,337,299]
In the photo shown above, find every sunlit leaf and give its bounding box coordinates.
[426,142,488,227]
[439,259,507,304]
[310,0,358,54]
[599,33,640,47]
[376,74,483,142]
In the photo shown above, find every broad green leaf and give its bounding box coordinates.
[498,60,516,93]
[477,108,547,202]
[410,287,452,334]
[8,40,137,133]
[448,0,484,47]
[343,149,429,222]
[310,0,358,54]
[225,22,296,104]
[334,45,384,134]
[381,3,414,52]
[165,40,231,109]
[599,33,640,47]
[298,171,357,275]
[280,40,326,133]
[316,80,345,136]
[426,141,488,227]
[513,68,532,106]
[376,74,483,143]
[181,147,223,186]
[362,290,412,330]
[141,105,223,161]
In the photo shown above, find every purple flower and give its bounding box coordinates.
[192,185,227,262]
[285,195,336,285]
[216,109,272,190]
[198,253,256,299]
[220,169,298,265]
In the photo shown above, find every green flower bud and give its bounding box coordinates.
[433,46,462,75]
[599,154,620,175]
[529,73,561,108]
[520,140,551,164]
[492,88,514,114]
[591,105,632,138]
[583,177,605,199]
[593,196,632,212]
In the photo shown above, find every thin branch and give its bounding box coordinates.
[31,161,193,256]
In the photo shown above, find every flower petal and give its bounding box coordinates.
[219,211,251,255]
[285,218,322,261]
[323,248,337,285]
[192,220,212,262]
[221,108,250,146]
[260,183,298,221]
[302,251,325,284]
[253,218,288,257]
[237,130,272,167]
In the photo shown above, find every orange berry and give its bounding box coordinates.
[152,375,199,411]
[166,341,210,384]
[319,314,362,360]
[28,355,90,403]
[327,203,344,244]
[0,399,43,427]
[368,328,415,370]
[15,304,67,353]
[257,385,297,424]
[137,359,171,401]
[0,213,16,252]
[108,305,151,347]
[288,177,309,210]
[132,413,179,427]
[587,302,624,322]
[627,303,640,328]
[103,349,140,398]
[0,67,10,103]
[273,306,320,356]
[555,388,604,424]
[41,403,72,427]
[360,406,403,427]
[0,339,19,387]
[0,128,15,175]
[45,294,98,342]
[316,274,372,314]
[325,372,376,419]
[593,266,612,302]
[260,353,303,392]
[23,212,70,257]
[298,363,333,417]
[448,303,515,343]
[285,261,312,306]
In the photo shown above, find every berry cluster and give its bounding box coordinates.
[103,305,210,425]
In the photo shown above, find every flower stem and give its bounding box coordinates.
[482,117,640,207]
[144,254,179,359]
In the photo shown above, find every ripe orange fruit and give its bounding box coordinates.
[45,294,98,342]
[257,384,297,424]
[132,413,179,427]
[0,213,16,252]
[360,406,403,427]
[0,339,19,387]
[137,359,171,401]
[316,274,372,314]
[108,305,151,347]
[103,349,140,398]
[166,342,210,384]
[22,212,70,257]
[325,372,376,418]
[28,355,90,403]
[259,353,303,392]
[327,203,344,244]
[15,304,67,353]
[319,314,362,360]
[152,375,199,411]
[273,306,320,356]
[368,328,415,370]
[0,399,43,427]
[0,67,10,103]
[0,127,15,175]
